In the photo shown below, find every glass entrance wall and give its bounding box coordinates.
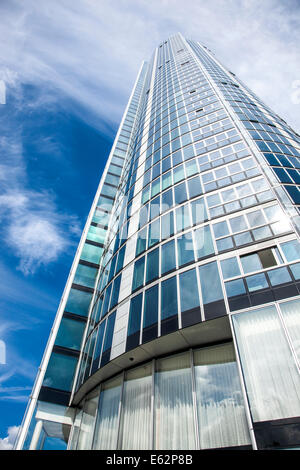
[232,300,300,423]
[69,343,251,450]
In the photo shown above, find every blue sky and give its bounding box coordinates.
[0,0,299,449]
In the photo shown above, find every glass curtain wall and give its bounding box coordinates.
[70,343,251,450]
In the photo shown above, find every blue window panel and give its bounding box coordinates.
[146,248,159,283]
[246,273,268,292]
[161,276,178,320]
[65,288,92,317]
[198,262,224,304]
[80,243,103,265]
[136,227,147,256]
[143,285,159,328]
[148,219,160,248]
[284,185,300,205]
[73,264,97,288]
[220,256,241,279]
[273,167,293,184]
[149,196,160,221]
[91,321,106,374]
[267,267,292,286]
[175,205,191,233]
[177,232,195,267]
[287,169,300,184]
[225,279,246,297]
[174,181,187,204]
[161,240,176,274]
[100,284,112,319]
[110,275,121,309]
[116,245,126,274]
[43,352,78,391]
[161,188,173,211]
[190,198,207,225]
[100,312,116,367]
[290,262,300,280]
[139,204,149,228]
[179,269,200,312]
[55,317,86,351]
[213,221,229,238]
[132,256,145,291]
[194,225,214,260]
[128,293,143,336]
[280,240,300,262]
[188,176,203,199]
[161,211,174,240]
[240,253,262,273]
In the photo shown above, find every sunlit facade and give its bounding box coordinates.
[16,33,300,451]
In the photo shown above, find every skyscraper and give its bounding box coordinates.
[16,33,300,450]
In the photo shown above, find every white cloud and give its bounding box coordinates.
[0,426,20,450]
[0,0,299,131]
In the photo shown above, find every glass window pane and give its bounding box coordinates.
[161,211,174,240]
[77,388,99,450]
[194,343,250,449]
[267,267,292,286]
[232,306,300,422]
[199,262,224,304]
[179,269,200,312]
[146,248,159,283]
[55,317,85,351]
[194,225,214,259]
[161,276,178,320]
[93,376,122,449]
[143,285,158,329]
[240,253,262,274]
[280,239,300,262]
[225,279,246,297]
[174,181,187,204]
[280,299,300,362]
[74,264,97,288]
[177,232,195,267]
[43,352,77,391]
[65,288,92,317]
[221,257,241,279]
[213,221,229,239]
[190,198,207,225]
[155,353,196,450]
[161,240,176,274]
[175,205,191,233]
[132,256,145,291]
[118,364,152,449]
[148,219,160,248]
[245,273,268,292]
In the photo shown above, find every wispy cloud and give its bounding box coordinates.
[0,426,20,450]
[0,0,299,130]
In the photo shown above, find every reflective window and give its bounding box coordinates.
[55,317,85,351]
[43,352,77,391]
[194,225,214,259]
[221,257,240,279]
[93,376,122,449]
[194,343,250,449]
[146,248,159,283]
[161,240,176,274]
[280,239,300,262]
[161,276,178,321]
[232,305,300,422]
[65,288,92,317]
[177,232,195,267]
[118,365,152,449]
[155,353,196,449]
[179,269,200,313]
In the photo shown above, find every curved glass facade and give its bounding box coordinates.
[17,33,300,451]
